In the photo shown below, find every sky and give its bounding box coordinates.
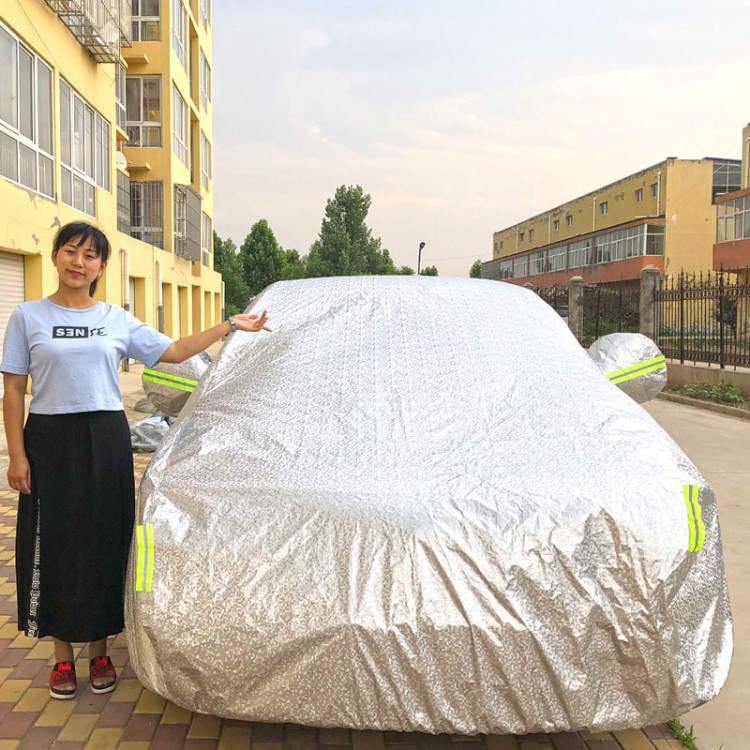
[212,1,750,277]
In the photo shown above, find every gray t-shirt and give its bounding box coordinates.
[1,298,172,414]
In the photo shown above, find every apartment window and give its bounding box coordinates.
[635,188,643,203]
[132,0,160,41]
[518,232,524,242]
[200,132,211,190]
[172,0,187,69]
[172,86,187,163]
[529,251,545,275]
[566,215,573,226]
[600,201,608,216]
[499,240,503,250]
[548,245,566,271]
[201,211,212,266]
[553,219,560,231]
[126,76,161,146]
[130,180,164,247]
[493,241,498,252]
[117,170,131,232]
[514,255,528,278]
[199,50,211,110]
[528,228,534,241]
[59,80,110,216]
[568,239,592,268]
[0,25,54,198]
[115,64,126,131]
[199,0,210,26]
[650,183,658,198]
[499,260,512,279]
[174,184,201,259]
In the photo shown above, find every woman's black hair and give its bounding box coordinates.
[52,222,111,297]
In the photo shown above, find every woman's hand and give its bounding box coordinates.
[7,455,31,495]
[234,310,271,333]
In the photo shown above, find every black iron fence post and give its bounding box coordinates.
[679,273,685,365]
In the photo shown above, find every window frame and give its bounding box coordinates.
[172,86,188,164]
[0,23,54,199]
[200,131,211,190]
[126,75,162,147]
[199,49,211,110]
[130,180,164,247]
[59,78,110,217]
[132,0,161,41]
[172,0,187,69]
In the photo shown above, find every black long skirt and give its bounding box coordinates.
[16,411,135,642]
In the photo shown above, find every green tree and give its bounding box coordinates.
[306,185,393,277]
[419,265,439,276]
[280,248,307,280]
[240,219,286,296]
[470,259,482,278]
[213,232,250,316]
[397,265,415,275]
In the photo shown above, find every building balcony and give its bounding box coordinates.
[43,0,132,63]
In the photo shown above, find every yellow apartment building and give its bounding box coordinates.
[482,157,741,287]
[0,0,221,397]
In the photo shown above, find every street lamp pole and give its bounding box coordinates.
[417,241,425,275]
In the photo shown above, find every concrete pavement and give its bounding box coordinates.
[0,369,745,749]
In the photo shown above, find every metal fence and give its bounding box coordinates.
[534,284,568,320]
[655,270,750,368]
[579,282,640,347]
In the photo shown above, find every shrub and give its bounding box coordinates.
[679,382,745,404]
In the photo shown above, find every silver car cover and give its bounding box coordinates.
[125,276,732,735]
[588,332,668,404]
[141,351,212,417]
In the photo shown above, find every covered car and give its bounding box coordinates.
[125,276,732,735]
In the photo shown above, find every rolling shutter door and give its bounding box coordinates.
[0,252,26,400]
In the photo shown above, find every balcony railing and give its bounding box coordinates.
[43,0,132,63]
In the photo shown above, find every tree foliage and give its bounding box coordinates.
[239,220,286,297]
[306,185,397,277]
[213,232,250,316]
[470,259,482,278]
[213,186,440,303]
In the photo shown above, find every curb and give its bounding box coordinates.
[657,391,750,421]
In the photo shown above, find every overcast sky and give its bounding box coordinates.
[212,1,750,277]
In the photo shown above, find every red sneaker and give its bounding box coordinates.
[49,661,77,699]
[89,655,117,694]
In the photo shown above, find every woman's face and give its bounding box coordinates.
[52,235,107,292]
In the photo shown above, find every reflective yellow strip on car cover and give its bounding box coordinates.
[683,484,705,552]
[135,524,154,592]
[143,368,198,394]
[607,355,667,385]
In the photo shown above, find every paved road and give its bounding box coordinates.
[643,400,750,750]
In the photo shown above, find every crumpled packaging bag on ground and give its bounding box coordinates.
[125,276,732,735]
[588,332,668,404]
[141,351,212,417]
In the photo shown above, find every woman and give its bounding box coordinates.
[1,221,269,699]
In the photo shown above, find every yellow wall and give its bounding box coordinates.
[0,0,221,337]
[492,162,666,258]
[661,160,717,276]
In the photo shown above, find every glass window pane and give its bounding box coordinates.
[143,78,160,121]
[60,81,71,165]
[126,78,141,120]
[144,0,159,15]
[19,48,33,140]
[73,174,84,211]
[0,27,17,128]
[38,154,53,197]
[73,96,84,170]
[84,107,94,178]
[144,125,161,146]
[85,182,95,216]
[37,61,52,153]
[0,130,18,181]
[19,142,36,190]
[144,21,160,40]
[101,119,110,190]
[61,166,72,205]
